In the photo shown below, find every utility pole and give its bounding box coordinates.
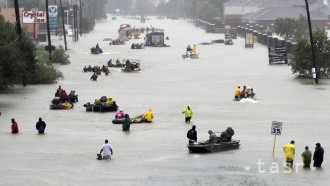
[46,0,52,60]
[59,0,67,50]
[79,0,83,36]
[305,0,318,84]
[14,0,22,37]
[14,0,26,86]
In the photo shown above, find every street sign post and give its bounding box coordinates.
[271,121,283,157]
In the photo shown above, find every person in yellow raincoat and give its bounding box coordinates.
[234,86,241,100]
[142,109,154,123]
[182,106,193,123]
[283,140,295,167]
[107,97,114,104]
[62,101,72,109]
[192,45,197,55]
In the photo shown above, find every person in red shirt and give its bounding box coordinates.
[11,118,19,134]
[60,90,67,99]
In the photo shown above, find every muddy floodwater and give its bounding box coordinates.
[1,16,330,186]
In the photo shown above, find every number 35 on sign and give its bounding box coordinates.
[271,121,283,135]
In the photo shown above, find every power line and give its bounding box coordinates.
[0,36,20,48]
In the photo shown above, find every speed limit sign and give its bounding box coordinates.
[271,121,283,135]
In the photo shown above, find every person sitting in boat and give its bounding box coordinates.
[207,130,217,144]
[62,101,72,109]
[60,90,67,99]
[186,45,192,55]
[115,109,125,119]
[107,97,114,104]
[116,59,121,65]
[90,73,98,81]
[55,86,63,97]
[83,66,88,72]
[142,109,154,123]
[248,88,255,98]
[234,86,241,100]
[125,60,131,70]
[52,97,61,105]
[96,43,100,50]
[241,86,247,98]
[87,65,92,71]
[108,59,113,66]
[131,43,135,49]
[69,91,78,102]
[192,45,197,55]
[100,96,108,102]
[187,125,197,144]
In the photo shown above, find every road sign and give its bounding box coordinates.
[271,121,283,135]
[48,6,58,17]
[48,5,58,29]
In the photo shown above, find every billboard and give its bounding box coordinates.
[22,9,46,24]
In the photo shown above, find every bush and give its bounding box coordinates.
[51,45,70,65]
[28,49,63,84]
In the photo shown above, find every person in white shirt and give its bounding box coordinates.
[99,139,113,159]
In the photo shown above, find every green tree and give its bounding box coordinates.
[289,29,330,79]
[274,16,308,41]
[274,18,296,40]
[0,15,63,89]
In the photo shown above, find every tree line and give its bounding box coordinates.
[0,15,69,90]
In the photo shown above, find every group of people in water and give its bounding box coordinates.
[283,140,324,168]
[109,39,125,45]
[52,86,77,109]
[187,125,232,145]
[10,117,47,134]
[234,85,255,100]
[83,65,110,74]
[107,59,123,67]
[83,65,110,81]
[186,44,197,55]
[91,43,103,54]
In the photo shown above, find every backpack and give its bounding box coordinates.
[187,130,194,139]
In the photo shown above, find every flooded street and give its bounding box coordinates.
[1,16,330,185]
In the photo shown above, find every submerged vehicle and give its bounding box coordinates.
[182,53,199,59]
[187,127,240,153]
[145,32,169,47]
[131,43,145,49]
[211,39,225,44]
[225,39,233,45]
[112,115,149,124]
